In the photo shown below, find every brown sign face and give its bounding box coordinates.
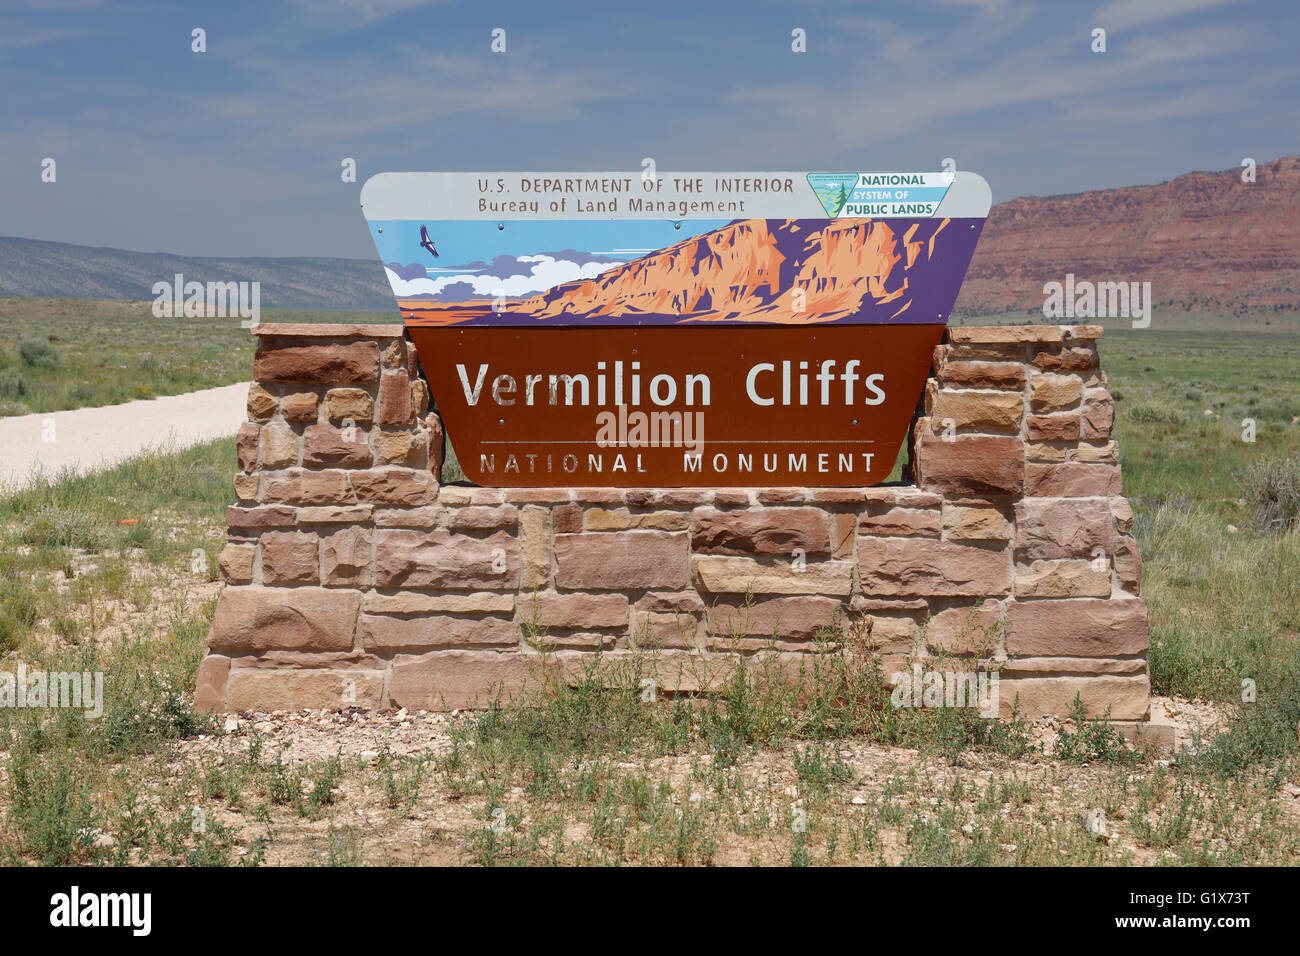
[406,324,945,487]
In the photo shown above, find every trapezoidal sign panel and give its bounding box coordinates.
[361,171,990,487]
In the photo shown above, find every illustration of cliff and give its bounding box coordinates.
[402,216,977,326]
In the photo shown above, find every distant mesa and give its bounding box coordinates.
[955,155,1300,317]
[400,217,956,326]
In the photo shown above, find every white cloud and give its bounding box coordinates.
[1095,0,1243,29]
[384,255,622,299]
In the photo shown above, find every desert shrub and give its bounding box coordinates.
[1253,398,1300,422]
[19,338,60,368]
[1239,457,1300,530]
[0,367,25,398]
[6,749,98,864]
[1053,697,1141,765]
[0,612,20,655]
[1126,401,1184,425]
[20,505,104,550]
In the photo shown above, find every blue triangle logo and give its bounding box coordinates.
[807,173,858,217]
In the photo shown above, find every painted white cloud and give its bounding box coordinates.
[384,254,622,298]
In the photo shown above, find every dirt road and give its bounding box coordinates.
[0,382,249,489]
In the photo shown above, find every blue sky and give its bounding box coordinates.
[1,0,1296,258]
[370,218,729,269]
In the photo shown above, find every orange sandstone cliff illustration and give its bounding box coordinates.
[401,216,978,326]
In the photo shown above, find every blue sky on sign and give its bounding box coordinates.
[0,0,1296,258]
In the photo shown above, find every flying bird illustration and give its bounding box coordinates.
[419,225,439,258]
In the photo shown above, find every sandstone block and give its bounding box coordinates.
[378,370,413,426]
[233,472,259,502]
[426,413,446,476]
[927,388,1024,434]
[949,326,1084,344]
[945,343,1025,362]
[520,505,550,589]
[350,467,437,505]
[1026,414,1080,442]
[208,586,360,652]
[926,600,1003,655]
[1026,462,1121,497]
[999,675,1148,720]
[1073,441,1118,463]
[363,591,516,614]
[246,383,276,422]
[193,654,230,712]
[262,468,355,505]
[297,504,373,523]
[691,507,830,555]
[860,505,941,538]
[1014,497,1112,559]
[1000,657,1147,677]
[225,668,384,712]
[1110,497,1135,534]
[218,542,255,584]
[260,530,320,585]
[374,529,518,589]
[1031,346,1098,373]
[859,538,1010,597]
[411,378,430,417]
[523,592,629,629]
[706,595,842,641]
[857,614,917,654]
[936,361,1026,390]
[1114,535,1142,594]
[373,505,441,527]
[555,531,688,589]
[915,432,1024,496]
[715,489,754,506]
[324,387,374,423]
[1081,387,1115,439]
[632,611,702,649]
[236,422,259,473]
[1005,597,1148,656]
[1030,373,1082,411]
[282,390,319,423]
[943,504,1012,541]
[255,341,380,385]
[831,511,856,558]
[443,505,520,531]
[389,650,548,710]
[321,526,372,587]
[1014,559,1111,598]
[635,591,707,614]
[360,613,518,651]
[373,428,417,464]
[303,423,370,467]
[259,420,298,468]
[1026,443,1070,462]
[551,503,583,533]
[227,505,296,529]
[692,555,853,596]
[587,507,690,531]
[756,489,804,505]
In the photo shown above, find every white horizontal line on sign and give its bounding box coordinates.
[478,439,878,445]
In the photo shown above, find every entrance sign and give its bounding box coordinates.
[361,171,990,486]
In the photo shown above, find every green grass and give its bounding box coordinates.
[0,296,394,417]
[0,311,1297,865]
[1093,328,1300,777]
[0,438,232,664]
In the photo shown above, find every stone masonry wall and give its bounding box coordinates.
[194,322,1149,723]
